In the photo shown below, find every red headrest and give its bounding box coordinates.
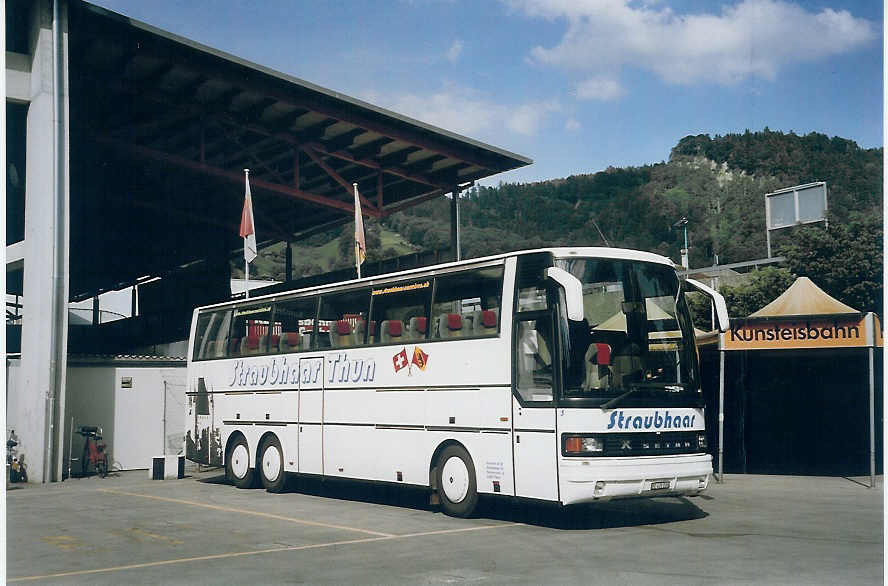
[246,335,260,349]
[269,334,280,346]
[387,320,402,336]
[368,321,376,335]
[593,343,611,366]
[414,317,427,333]
[336,320,351,335]
[285,332,300,346]
[447,314,462,331]
[480,310,497,328]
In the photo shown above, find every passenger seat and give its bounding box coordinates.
[473,309,498,336]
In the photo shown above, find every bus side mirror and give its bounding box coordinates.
[683,278,730,333]
[545,267,584,321]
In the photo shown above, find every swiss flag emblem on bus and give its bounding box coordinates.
[393,348,409,372]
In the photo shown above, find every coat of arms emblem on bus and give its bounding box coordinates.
[393,346,429,374]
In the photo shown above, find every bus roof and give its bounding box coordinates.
[196,247,676,312]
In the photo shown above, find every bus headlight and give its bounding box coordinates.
[697,433,707,450]
[563,435,604,456]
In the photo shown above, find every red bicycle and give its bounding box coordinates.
[77,426,109,477]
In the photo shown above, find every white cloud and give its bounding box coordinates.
[363,85,560,138]
[445,39,464,63]
[576,76,624,101]
[565,117,582,131]
[509,0,876,87]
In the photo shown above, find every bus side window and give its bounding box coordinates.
[431,266,503,340]
[369,279,431,345]
[318,289,370,349]
[232,304,275,356]
[275,297,317,353]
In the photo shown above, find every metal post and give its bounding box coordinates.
[163,381,168,456]
[67,416,74,480]
[718,349,725,483]
[869,346,875,488]
[450,190,461,262]
[285,241,293,282]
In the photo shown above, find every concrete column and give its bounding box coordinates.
[17,0,70,482]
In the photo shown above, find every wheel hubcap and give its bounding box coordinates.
[230,444,249,479]
[441,456,469,503]
[262,445,281,482]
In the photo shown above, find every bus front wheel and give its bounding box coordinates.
[226,436,256,489]
[435,445,478,518]
[258,436,286,493]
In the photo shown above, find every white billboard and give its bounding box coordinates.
[766,182,828,230]
[765,182,828,257]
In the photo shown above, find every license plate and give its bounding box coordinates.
[650,480,671,491]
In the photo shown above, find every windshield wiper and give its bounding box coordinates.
[598,382,686,410]
[599,386,641,410]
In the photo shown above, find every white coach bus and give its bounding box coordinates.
[186,247,729,517]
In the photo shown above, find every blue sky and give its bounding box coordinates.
[89,0,882,185]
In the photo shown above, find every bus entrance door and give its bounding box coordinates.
[512,315,559,501]
[512,397,558,501]
[298,357,324,475]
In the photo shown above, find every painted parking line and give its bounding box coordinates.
[96,488,394,537]
[9,522,518,583]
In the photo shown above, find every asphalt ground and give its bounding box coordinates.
[5,468,883,584]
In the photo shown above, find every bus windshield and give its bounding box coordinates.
[556,257,698,401]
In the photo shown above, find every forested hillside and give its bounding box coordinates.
[249,130,883,314]
[389,129,881,268]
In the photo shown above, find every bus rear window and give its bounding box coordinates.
[192,310,232,361]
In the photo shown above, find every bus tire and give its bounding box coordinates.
[435,445,478,518]
[226,436,257,489]
[258,436,286,493]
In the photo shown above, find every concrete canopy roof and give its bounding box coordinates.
[67,1,531,301]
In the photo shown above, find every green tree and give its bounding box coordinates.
[778,213,883,316]
[687,267,796,327]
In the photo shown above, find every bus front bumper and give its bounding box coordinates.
[559,453,712,505]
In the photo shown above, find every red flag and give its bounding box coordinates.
[411,346,429,371]
[392,348,408,373]
[240,171,257,263]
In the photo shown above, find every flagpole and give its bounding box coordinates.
[354,182,362,279]
[244,169,250,299]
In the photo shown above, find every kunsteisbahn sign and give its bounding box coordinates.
[722,314,881,351]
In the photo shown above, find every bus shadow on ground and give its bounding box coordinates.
[480,495,708,530]
[199,473,707,529]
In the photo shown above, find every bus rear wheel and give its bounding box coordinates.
[435,445,478,518]
[258,436,286,493]
[226,436,256,489]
